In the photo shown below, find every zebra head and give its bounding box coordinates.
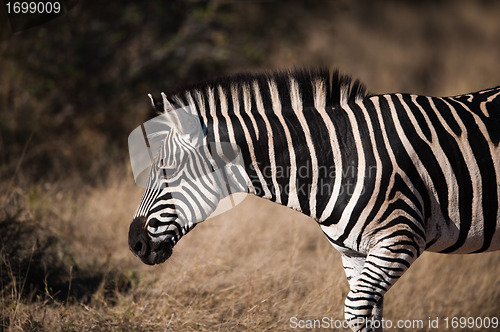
[128,95,248,265]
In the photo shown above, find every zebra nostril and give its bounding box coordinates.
[133,240,143,254]
[129,216,150,258]
[148,218,160,228]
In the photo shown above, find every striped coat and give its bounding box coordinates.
[129,69,500,331]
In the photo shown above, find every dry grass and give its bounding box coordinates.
[2,168,500,331]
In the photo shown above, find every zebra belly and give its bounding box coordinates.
[424,212,500,254]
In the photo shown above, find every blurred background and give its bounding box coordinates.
[1,1,499,331]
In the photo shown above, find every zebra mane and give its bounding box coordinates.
[150,68,368,117]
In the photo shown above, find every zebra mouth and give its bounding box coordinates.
[129,216,175,265]
[131,237,174,265]
[146,237,174,265]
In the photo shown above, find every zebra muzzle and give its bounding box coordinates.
[128,216,173,265]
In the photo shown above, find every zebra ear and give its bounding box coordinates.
[175,108,204,147]
[161,92,179,126]
[160,92,176,111]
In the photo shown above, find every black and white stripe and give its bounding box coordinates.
[129,69,500,332]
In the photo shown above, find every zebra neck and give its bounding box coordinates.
[205,103,360,224]
[179,71,367,223]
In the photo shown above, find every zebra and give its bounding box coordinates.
[127,69,500,332]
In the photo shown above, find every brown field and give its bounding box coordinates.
[2,171,500,331]
[1,1,500,331]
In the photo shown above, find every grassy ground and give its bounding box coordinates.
[2,171,500,331]
[2,1,500,331]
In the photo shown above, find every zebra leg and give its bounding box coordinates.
[341,253,383,332]
[343,234,424,332]
[371,297,383,326]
